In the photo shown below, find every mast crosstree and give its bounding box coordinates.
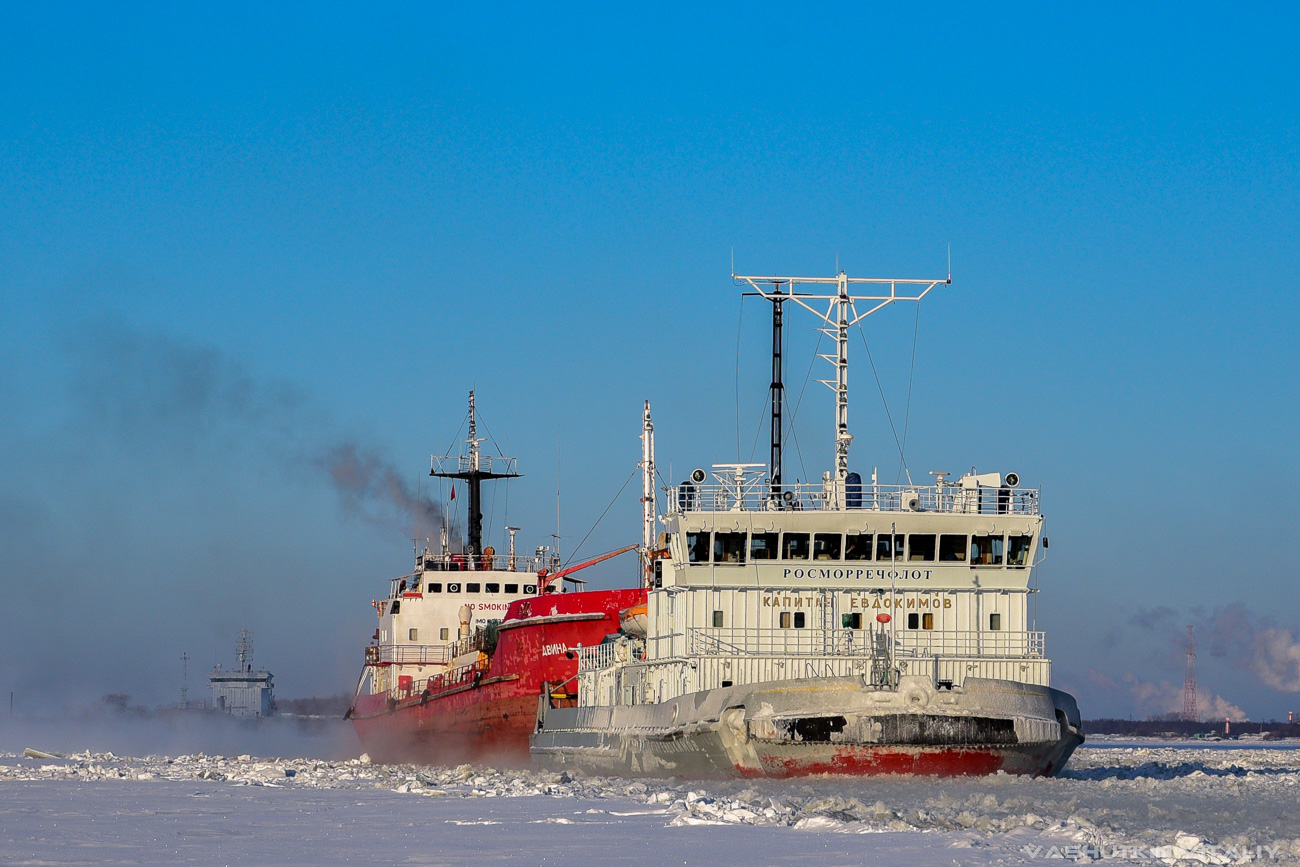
[430,391,521,564]
[734,270,949,486]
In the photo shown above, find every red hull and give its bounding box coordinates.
[350,588,644,765]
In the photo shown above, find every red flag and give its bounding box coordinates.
[450,485,456,501]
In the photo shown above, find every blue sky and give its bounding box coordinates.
[2,3,1297,720]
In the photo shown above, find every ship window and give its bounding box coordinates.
[782,533,810,560]
[989,613,1002,631]
[505,583,519,594]
[750,532,779,561]
[427,583,442,593]
[908,534,936,561]
[907,613,919,629]
[712,610,724,627]
[922,613,934,630]
[390,600,401,614]
[971,535,1005,566]
[842,612,862,629]
[780,611,792,628]
[467,582,481,593]
[686,531,711,564]
[875,533,904,561]
[408,628,418,641]
[1007,535,1032,567]
[845,534,872,561]
[446,583,461,593]
[793,612,806,629]
[523,584,537,595]
[713,532,747,564]
[813,533,842,560]
[440,627,449,641]
[485,583,500,593]
[939,535,967,562]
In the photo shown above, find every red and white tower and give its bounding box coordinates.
[1183,625,1198,722]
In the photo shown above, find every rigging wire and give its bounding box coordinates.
[857,324,910,481]
[896,303,922,484]
[561,464,639,571]
[734,294,744,461]
[785,328,822,484]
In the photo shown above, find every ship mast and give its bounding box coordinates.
[430,391,521,566]
[640,400,656,588]
[734,270,948,486]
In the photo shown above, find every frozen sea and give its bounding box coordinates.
[1,718,1297,865]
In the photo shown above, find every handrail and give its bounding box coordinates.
[684,627,1045,658]
[364,644,453,666]
[670,482,1039,515]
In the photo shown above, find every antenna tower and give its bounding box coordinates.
[1183,625,1198,722]
[236,630,253,670]
[734,270,948,487]
[180,652,190,709]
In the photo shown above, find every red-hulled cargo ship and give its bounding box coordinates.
[347,391,645,764]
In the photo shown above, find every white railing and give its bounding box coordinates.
[685,628,1045,659]
[576,643,618,672]
[670,482,1039,516]
[365,644,452,666]
[430,454,518,476]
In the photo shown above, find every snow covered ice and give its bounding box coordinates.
[1,736,1298,865]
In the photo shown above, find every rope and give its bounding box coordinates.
[561,464,639,570]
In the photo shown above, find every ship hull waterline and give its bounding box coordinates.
[531,675,1084,779]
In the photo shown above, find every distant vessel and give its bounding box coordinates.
[210,631,276,718]
[530,269,1084,777]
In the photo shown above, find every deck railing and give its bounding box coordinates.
[684,627,1045,659]
[364,643,452,666]
[670,482,1039,516]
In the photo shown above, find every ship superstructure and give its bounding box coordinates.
[210,631,275,718]
[531,270,1083,777]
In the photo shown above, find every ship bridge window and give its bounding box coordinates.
[813,533,842,560]
[779,611,806,628]
[467,582,481,593]
[712,610,724,627]
[686,531,711,564]
[389,600,400,614]
[906,612,934,630]
[842,612,862,629]
[782,533,810,560]
[523,584,537,595]
[845,534,872,561]
[505,583,519,594]
[713,532,746,564]
[485,583,500,593]
[971,535,1005,566]
[1007,535,1032,567]
[908,534,936,562]
[446,582,461,593]
[989,613,1002,631]
[874,533,904,561]
[939,535,967,562]
[427,582,442,593]
[408,628,418,641]
[794,611,806,628]
[750,532,779,560]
